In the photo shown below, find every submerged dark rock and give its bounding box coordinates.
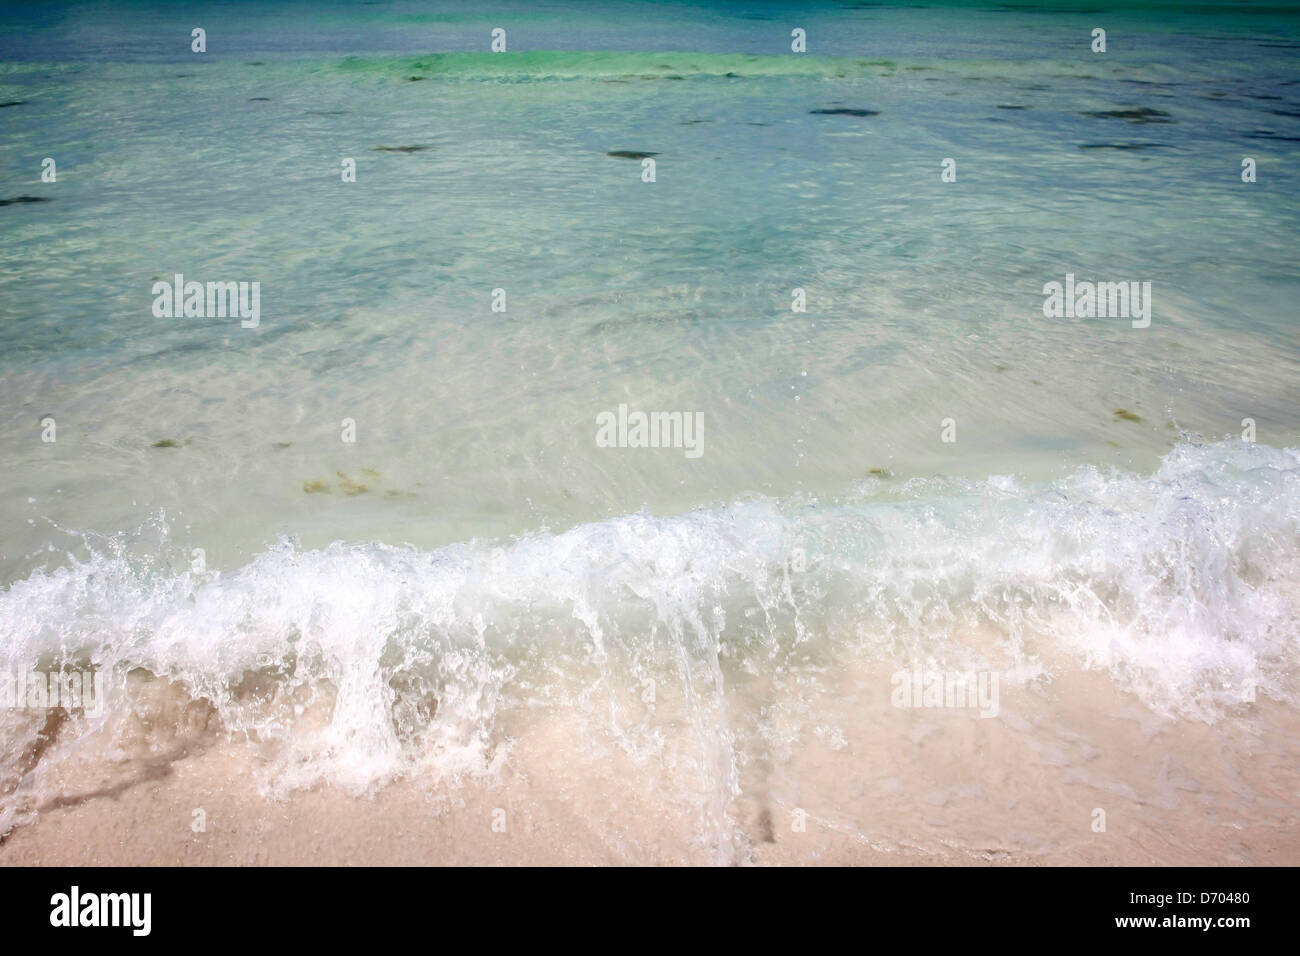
[0,196,50,206]
[810,108,879,116]
[1080,107,1174,124]
[606,150,658,159]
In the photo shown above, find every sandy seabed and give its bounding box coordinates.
[3,668,1298,867]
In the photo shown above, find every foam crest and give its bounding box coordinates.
[1,441,1297,820]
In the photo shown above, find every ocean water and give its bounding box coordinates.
[1,1,1299,862]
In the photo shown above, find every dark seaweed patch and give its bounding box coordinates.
[1080,107,1174,124]
[1245,130,1300,140]
[1078,142,1171,151]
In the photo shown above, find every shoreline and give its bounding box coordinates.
[5,670,1299,867]
[5,754,1297,867]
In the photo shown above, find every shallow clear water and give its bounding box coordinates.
[1,1,1299,861]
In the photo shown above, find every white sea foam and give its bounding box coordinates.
[1,440,1298,841]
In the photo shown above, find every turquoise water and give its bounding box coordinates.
[1,2,1299,856]
[2,3,1298,562]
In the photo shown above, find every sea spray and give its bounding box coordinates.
[2,440,1298,850]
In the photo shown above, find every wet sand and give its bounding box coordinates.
[4,668,1298,866]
